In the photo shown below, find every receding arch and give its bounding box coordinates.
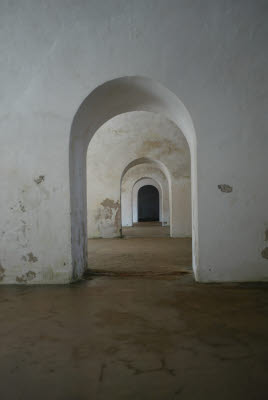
[138,185,160,222]
[132,178,163,225]
[120,158,170,230]
[121,157,172,186]
[70,76,198,280]
[120,157,172,228]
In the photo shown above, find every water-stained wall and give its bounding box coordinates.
[87,112,190,238]
[0,1,267,283]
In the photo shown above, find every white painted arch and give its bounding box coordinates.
[121,160,170,228]
[70,76,198,280]
[121,157,190,236]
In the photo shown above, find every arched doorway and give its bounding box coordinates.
[120,159,170,229]
[132,177,166,226]
[138,185,159,222]
[70,76,198,280]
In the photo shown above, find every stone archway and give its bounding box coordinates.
[70,76,198,280]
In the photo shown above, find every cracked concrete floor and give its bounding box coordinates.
[1,234,268,399]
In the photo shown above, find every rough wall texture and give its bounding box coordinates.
[87,112,190,238]
[0,0,267,283]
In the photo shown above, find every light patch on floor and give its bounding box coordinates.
[87,223,191,276]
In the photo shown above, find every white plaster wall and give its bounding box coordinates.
[0,1,267,283]
[171,178,192,237]
[87,112,190,238]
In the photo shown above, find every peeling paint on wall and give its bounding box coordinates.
[0,263,5,281]
[261,247,268,260]
[94,198,121,237]
[19,201,26,212]
[140,139,184,156]
[16,270,36,283]
[27,252,38,263]
[21,253,38,263]
[101,199,119,220]
[218,184,233,193]
[34,175,45,185]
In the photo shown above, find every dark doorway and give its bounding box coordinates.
[138,185,159,222]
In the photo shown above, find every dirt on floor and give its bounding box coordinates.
[1,226,268,399]
[1,276,268,399]
[123,221,170,238]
